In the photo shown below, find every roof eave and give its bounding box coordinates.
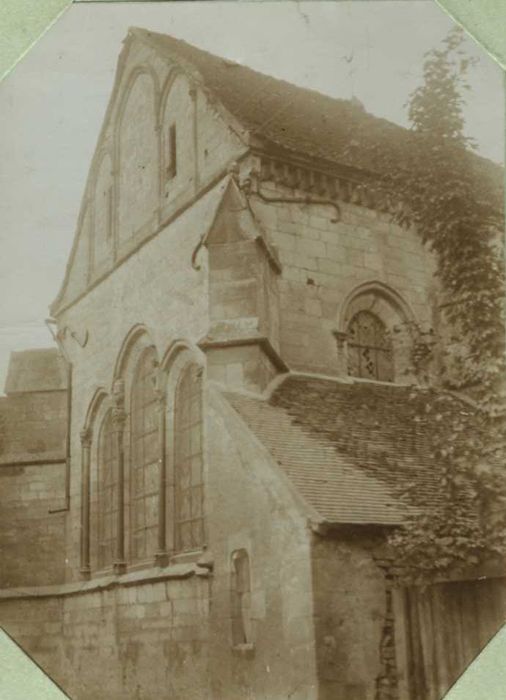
[310,519,401,537]
[249,137,376,184]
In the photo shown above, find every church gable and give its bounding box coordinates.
[51,32,248,315]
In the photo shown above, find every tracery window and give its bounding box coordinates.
[174,363,204,552]
[130,347,159,562]
[347,310,394,382]
[97,410,118,569]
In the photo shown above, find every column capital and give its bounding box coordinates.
[332,329,349,345]
[111,407,127,428]
[112,379,125,407]
[80,427,93,448]
[154,388,166,410]
[113,561,127,575]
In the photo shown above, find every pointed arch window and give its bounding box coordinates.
[97,410,118,570]
[130,347,160,562]
[347,310,394,382]
[174,363,204,552]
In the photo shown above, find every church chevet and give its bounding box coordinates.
[0,29,504,700]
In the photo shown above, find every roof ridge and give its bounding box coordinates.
[130,27,503,183]
[128,26,364,114]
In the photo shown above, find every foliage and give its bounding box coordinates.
[348,27,506,581]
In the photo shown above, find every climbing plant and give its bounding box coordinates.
[347,27,506,581]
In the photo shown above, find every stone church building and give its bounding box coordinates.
[0,29,505,700]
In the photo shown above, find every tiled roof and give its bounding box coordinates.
[4,349,67,394]
[224,375,468,526]
[132,28,503,207]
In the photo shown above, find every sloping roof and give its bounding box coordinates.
[132,28,503,206]
[224,375,467,526]
[4,349,67,394]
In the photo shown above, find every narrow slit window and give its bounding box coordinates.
[231,549,252,647]
[166,124,177,180]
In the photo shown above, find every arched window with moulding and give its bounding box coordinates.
[231,549,252,648]
[174,362,204,552]
[97,409,118,570]
[130,346,160,563]
[347,309,394,382]
[336,281,419,383]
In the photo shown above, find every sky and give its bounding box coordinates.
[0,0,504,391]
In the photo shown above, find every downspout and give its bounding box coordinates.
[251,186,341,224]
[45,317,72,512]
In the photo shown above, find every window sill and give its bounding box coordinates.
[80,549,210,583]
[171,549,207,565]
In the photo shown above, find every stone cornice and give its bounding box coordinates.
[250,148,396,217]
[0,561,211,601]
[198,334,289,373]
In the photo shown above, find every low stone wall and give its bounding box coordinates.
[0,565,211,700]
[311,534,389,700]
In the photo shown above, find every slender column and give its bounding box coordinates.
[333,330,349,375]
[155,388,169,566]
[112,380,127,574]
[79,427,93,578]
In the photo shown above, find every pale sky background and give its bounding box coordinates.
[0,0,504,392]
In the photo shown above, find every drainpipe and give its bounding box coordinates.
[45,317,72,512]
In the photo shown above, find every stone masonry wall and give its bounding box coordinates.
[206,389,319,700]
[248,177,436,378]
[53,35,251,578]
[0,389,67,587]
[0,390,66,458]
[0,572,210,700]
[0,386,320,700]
[311,534,389,700]
[0,462,66,587]
[57,182,223,580]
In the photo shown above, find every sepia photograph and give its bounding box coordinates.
[0,1,504,698]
